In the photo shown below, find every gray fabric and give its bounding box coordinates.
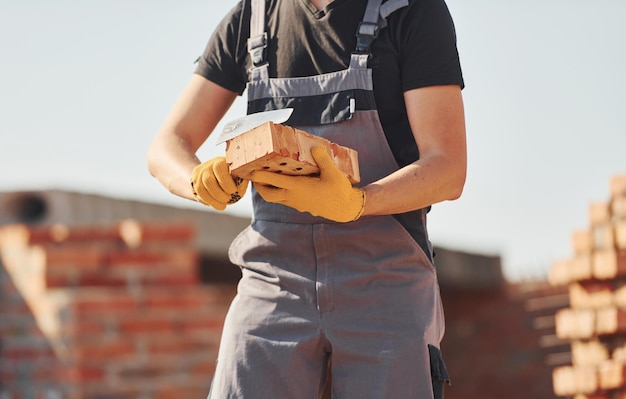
[247,63,373,100]
[248,0,269,77]
[249,0,264,39]
[349,52,370,69]
[208,217,444,399]
[380,0,409,21]
[362,0,384,25]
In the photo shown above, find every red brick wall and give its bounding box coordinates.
[0,222,235,399]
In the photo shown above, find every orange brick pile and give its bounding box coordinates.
[0,221,236,399]
[548,174,626,398]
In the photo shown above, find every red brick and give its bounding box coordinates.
[115,361,174,380]
[22,225,119,245]
[153,386,210,399]
[569,282,613,309]
[189,360,217,378]
[46,272,128,288]
[613,196,626,218]
[592,223,616,250]
[106,248,196,269]
[596,307,626,335]
[56,226,121,243]
[549,256,593,285]
[146,339,213,356]
[0,369,15,385]
[32,363,71,382]
[62,319,107,338]
[616,220,626,250]
[117,220,195,246]
[599,361,626,390]
[139,273,198,286]
[572,229,594,255]
[72,340,136,360]
[82,391,136,399]
[45,273,78,288]
[593,249,626,279]
[2,346,56,361]
[552,365,598,396]
[141,292,209,310]
[66,366,107,383]
[117,318,177,335]
[44,246,106,271]
[0,299,33,315]
[71,292,138,315]
[77,273,135,287]
[571,340,609,367]
[574,394,610,399]
[589,201,611,225]
[555,308,595,340]
[179,318,226,333]
[610,174,626,198]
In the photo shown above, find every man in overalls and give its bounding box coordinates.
[147,0,466,397]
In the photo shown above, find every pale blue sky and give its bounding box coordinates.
[1,1,625,280]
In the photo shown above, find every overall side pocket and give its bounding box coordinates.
[428,344,451,399]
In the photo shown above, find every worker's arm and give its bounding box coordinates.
[147,74,238,201]
[361,84,467,215]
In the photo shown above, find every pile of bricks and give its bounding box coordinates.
[548,174,626,398]
[0,220,236,399]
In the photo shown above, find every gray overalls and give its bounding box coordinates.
[208,0,449,397]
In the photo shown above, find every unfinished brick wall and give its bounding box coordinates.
[0,221,236,399]
[548,174,626,398]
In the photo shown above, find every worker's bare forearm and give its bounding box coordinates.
[362,152,466,216]
[147,75,238,202]
[147,132,199,201]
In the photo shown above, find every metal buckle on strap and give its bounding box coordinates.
[247,32,268,67]
[354,21,379,54]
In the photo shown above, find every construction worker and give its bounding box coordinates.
[147,0,466,397]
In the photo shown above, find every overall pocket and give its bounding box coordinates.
[428,344,451,399]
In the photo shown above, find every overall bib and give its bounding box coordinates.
[208,0,449,397]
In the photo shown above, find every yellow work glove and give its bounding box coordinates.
[252,146,366,222]
[191,156,248,210]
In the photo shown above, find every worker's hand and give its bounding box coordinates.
[252,146,366,222]
[191,156,248,210]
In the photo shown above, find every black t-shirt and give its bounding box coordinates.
[195,0,464,168]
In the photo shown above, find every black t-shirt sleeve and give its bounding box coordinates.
[396,0,464,91]
[194,2,249,95]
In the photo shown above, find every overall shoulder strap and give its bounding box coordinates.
[350,0,409,68]
[354,0,383,55]
[355,0,409,53]
[248,0,269,80]
[380,0,409,24]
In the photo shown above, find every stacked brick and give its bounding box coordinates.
[0,221,236,399]
[548,174,626,398]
